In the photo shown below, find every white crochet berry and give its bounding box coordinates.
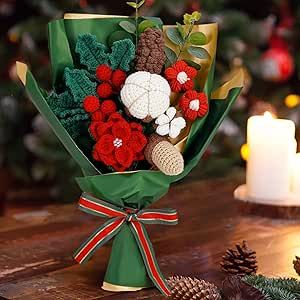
[120,71,171,120]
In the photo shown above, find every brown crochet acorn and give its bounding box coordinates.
[293,256,300,276]
[167,276,221,300]
[220,241,258,276]
[135,27,166,74]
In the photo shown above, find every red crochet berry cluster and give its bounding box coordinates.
[96,64,127,99]
[83,95,147,172]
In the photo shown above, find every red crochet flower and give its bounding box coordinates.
[88,99,118,140]
[179,90,208,121]
[92,113,147,171]
[165,60,198,93]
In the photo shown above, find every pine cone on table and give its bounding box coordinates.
[167,276,221,300]
[220,241,258,276]
[293,256,300,276]
[135,28,166,74]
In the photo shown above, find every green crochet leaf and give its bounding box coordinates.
[109,39,135,71]
[47,90,89,140]
[76,34,109,72]
[60,114,89,139]
[64,68,97,103]
[47,90,77,109]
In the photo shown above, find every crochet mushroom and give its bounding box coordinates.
[120,71,171,121]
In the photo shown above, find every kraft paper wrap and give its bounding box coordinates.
[16,13,243,292]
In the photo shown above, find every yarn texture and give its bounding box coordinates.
[120,71,171,120]
[144,134,184,176]
[76,34,135,72]
[165,60,198,93]
[92,112,147,171]
[152,140,184,176]
[97,82,113,99]
[46,66,98,139]
[155,107,186,138]
[83,96,100,113]
[135,28,166,74]
[179,90,209,121]
[64,68,97,103]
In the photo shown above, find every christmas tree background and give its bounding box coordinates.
[1,0,300,202]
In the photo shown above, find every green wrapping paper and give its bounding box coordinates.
[16,14,243,293]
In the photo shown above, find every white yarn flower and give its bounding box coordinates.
[155,107,186,139]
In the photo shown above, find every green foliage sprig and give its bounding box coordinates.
[165,11,209,67]
[119,1,159,46]
[243,275,300,300]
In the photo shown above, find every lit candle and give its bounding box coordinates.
[246,112,296,201]
[292,153,300,195]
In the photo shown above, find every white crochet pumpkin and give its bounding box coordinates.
[120,71,171,120]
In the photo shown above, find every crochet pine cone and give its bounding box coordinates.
[144,134,184,176]
[167,276,221,300]
[135,28,166,74]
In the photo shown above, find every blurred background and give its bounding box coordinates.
[0,0,300,211]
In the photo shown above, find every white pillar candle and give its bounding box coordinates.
[292,153,300,195]
[246,112,296,201]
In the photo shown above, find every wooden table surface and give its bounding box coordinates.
[0,177,300,299]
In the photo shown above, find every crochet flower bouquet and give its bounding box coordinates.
[16,12,243,296]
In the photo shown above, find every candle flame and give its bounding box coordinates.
[263,111,274,119]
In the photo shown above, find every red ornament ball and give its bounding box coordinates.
[260,48,294,82]
[101,100,117,116]
[97,82,113,99]
[111,69,127,88]
[83,96,100,113]
[96,64,112,82]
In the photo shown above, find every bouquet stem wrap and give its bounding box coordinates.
[74,193,178,295]
[16,14,244,295]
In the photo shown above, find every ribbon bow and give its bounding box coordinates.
[74,193,179,296]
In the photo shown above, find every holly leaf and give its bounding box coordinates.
[188,46,210,59]
[176,22,186,39]
[47,90,89,139]
[189,32,207,45]
[64,68,97,103]
[119,20,136,34]
[165,46,177,65]
[138,20,156,33]
[166,27,184,45]
[109,39,135,71]
[75,34,109,72]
